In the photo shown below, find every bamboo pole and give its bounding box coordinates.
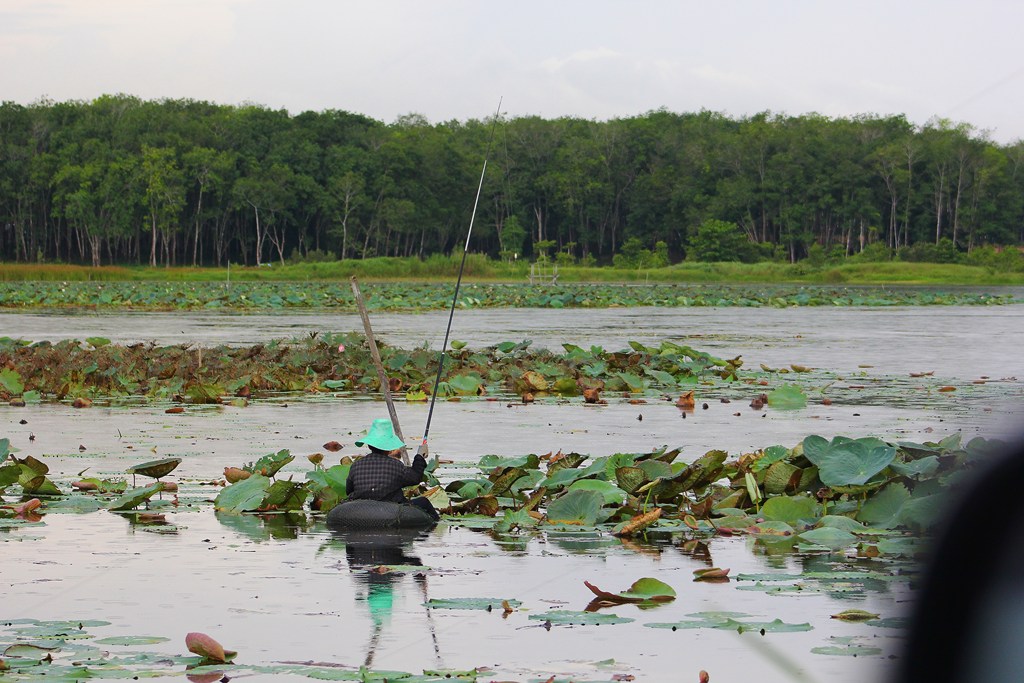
[349,276,410,465]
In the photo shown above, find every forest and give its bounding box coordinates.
[0,95,1022,268]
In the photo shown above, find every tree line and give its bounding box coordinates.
[0,95,1021,268]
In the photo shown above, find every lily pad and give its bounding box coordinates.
[544,489,605,526]
[425,598,522,610]
[127,457,182,479]
[802,435,896,488]
[529,610,635,626]
[214,474,273,513]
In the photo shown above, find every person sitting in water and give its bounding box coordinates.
[345,418,439,520]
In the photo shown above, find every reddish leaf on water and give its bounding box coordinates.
[185,632,236,663]
[938,386,957,392]
[165,407,185,414]
[676,391,695,410]
[322,441,344,452]
[72,397,92,408]
[223,467,250,483]
[693,567,730,581]
[2,498,42,519]
[583,388,601,404]
[186,672,225,683]
[699,671,710,683]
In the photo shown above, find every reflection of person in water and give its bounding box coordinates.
[337,528,433,667]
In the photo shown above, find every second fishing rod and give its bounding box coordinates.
[418,98,503,458]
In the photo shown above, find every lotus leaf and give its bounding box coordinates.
[890,455,940,479]
[108,482,164,511]
[127,457,181,479]
[797,527,859,550]
[243,449,294,477]
[855,483,911,527]
[262,480,309,511]
[645,616,812,632]
[759,495,820,525]
[539,467,591,490]
[0,368,25,394]
[585,577,675,604]
[494,508,538,533]
[750,445,791,472]
[447,374,483,395]
[801,435,896,488]
[214,474,273,513]
[529,610,634,626]
[546,451,587,475]
[766,384,807,409]
[544,489,605,526]
[897,493,944,530]
[0,464,20,487]
[568,479,627,505]
[614,466,647,494]
[478,454,540,471]
[425,597,521,610]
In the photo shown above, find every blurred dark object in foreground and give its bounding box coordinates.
[897,436,1024,682]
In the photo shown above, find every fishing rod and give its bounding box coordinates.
[420,98,503,455]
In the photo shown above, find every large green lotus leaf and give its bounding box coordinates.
[262,480,308,511]
[603,452,638,481]
[816,515,871,533]
[890,456,940,480]
[544,489,605,526]
[243,449,294,477]
[801,436,896,487]
[452,479,493,499]
[108,482,164,511]
[447,374,483,395]
[0,367,25,394]
[426,597,522,610]
[750,445,791,473]
[306,464,350,496]
[614,466,647,494]
[214,474,272,513]
[762,460,800,494]
[93,635,170,646]
[539,467,590,490]
[127,457,181,479]
[568,479,627,505]
[494,508,538,533]
[856,483,911,527]
[897,493,945,530]
[529,610,634,625]
[478,454,540,471]
[0,463,22,487]
[19,472,61,496]
[638,460,673,481]
[546,452,587,475]
[617,577,676,601]
[766,384,807,410]
[489,467,528,497]
[760,495,820,526]
[797,527,859,550]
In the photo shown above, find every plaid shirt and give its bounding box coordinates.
[345,451,426,503]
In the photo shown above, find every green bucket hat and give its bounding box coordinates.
[355,418,406,452]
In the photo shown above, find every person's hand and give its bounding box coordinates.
[416,441,429,459]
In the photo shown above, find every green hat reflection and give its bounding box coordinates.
[354,418,406,452]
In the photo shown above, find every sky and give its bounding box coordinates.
[2,0,1022,142]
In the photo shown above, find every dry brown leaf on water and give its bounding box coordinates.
[699,671,710,683]
[184,632,236,663]
[675,391,695,410]
[186,672,225,683]
[628,399,647,405]
[322,441,344,452]
[2,498,42,520]
[223,467,250,483]
[583,388,602,404]
[613,507,662,537]
[72,397,92,408]
[938,386,957,392]
[72,480,98,492]
[693,567,730,581]
[502,600,515,615]
[909,371,934,377]
[165,407,185,414]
